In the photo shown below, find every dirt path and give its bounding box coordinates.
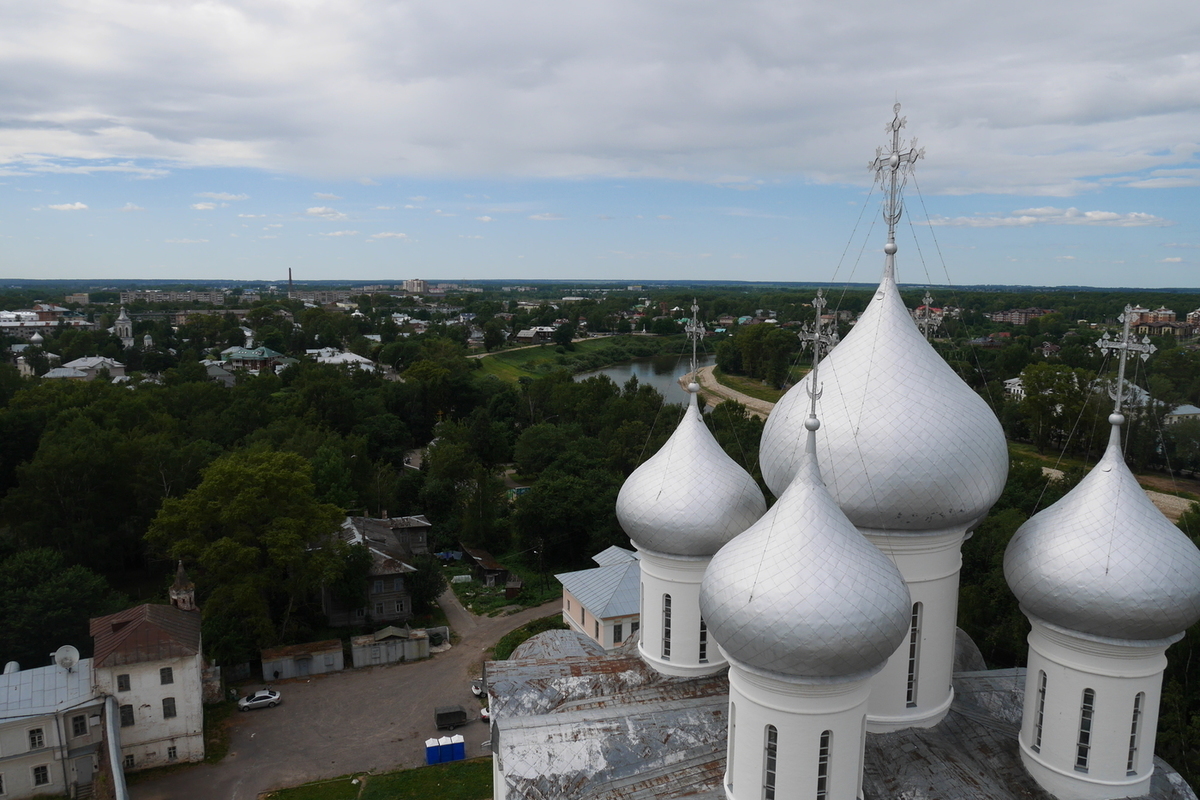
[683,365,776,419]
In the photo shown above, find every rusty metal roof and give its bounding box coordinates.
[89,604,201,668]
[260,639,342,660]
[487,633,1198,800]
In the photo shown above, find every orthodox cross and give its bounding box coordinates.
[869,103,925,249]
[918,290,936,340]
[684,298,704,381]
[802,289,839,412]
[1096,304,1156,414]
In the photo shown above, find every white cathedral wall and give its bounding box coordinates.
[862,527,966,731]
[724,660,872,800]
[1017,617,1172,800]
[637,549,723,677]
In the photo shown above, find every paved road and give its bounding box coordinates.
[129,592,560,800]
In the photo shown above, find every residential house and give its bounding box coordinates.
[1166,404,1200,425]
[0,657,105,799]
[89,601,205,772]
[555,546,641,651]
[323,516,432,626]
[222,346,288,373]
[60,356,126,380]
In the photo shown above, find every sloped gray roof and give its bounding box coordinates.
[0,659,98,721]
[592,546,637,567]
[556,558,640,619]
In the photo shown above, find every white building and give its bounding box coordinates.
[555,546,642,651]
[88,602,205,771]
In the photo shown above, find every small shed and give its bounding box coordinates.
[350,626,430,668]
[460,544,509,587]
[261,639,345,680]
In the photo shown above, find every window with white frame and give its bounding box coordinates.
[123,754,135,769]
[373,580,384,594]
[1032,671,1047,752]
[662,594,672,660]
[613,623,623,646]
[33,765,49,786]
[1076,688,1096,772]
[28,728,44,750]
[816,730,832,800]
[1127,692,1145,775]
[905,603,921,708]
[168,746,177,761]
[763,725,778,800]
[699,616,708,664]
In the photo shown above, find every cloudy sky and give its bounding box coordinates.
[2,0,1197,287]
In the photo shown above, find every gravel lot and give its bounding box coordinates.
[129,592,559,800]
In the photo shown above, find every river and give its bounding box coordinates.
[574,353,717,400]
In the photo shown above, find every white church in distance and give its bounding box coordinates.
[484,107,1200,800]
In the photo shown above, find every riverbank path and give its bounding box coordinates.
[684,365,776,419]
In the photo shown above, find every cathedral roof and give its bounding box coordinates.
[759,262,1008,531]
[616,388,765,557]
[701,418,911,678]
[1004,416,1200,641]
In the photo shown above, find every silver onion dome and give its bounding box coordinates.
[759,265,1008,530]
[701,418,911,677]
[616,387,766,557]
[1005,416,1200,641]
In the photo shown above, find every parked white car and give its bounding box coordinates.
[238,688,282,711]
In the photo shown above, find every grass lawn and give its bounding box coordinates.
[711,367,785,404]
[474,338,616,380]
[264,758,492,800]
[447,563,559,617]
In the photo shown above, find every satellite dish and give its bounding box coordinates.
[3,661,19,674]
[54,645,80,673]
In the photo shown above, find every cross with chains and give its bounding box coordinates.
[869,103,925,232]
[1096,304,1156,413]
[918,290,936,340]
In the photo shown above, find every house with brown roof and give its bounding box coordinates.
[322,516,432,626]
[88,601,205,772]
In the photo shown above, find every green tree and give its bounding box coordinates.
[405,555,448,613]
[0,549,124,666]
[144,449,348,663]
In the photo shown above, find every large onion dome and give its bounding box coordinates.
[701,417,911,677]
[759,264,1007,530]
[1005,415,1200,641]
[616,386,766,557]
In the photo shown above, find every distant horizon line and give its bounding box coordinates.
[4,277,1200,294]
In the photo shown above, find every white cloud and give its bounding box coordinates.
[404,204,419,209]
[1164,242,1200,249]
[1162,257,1183,262]
[120,202,145,211]
[1056,255,1077,260]
[165,238,208,243]
[927,207,1173,228]
[266,223,283,228]
[409,196,428,202]
[191,202,217,210]
[314,192,342,200]
[320,230,360,236]
[657,214,672,220]
[529,213,564,221]
[375,205,395,210]
[370,232,409,239]
[197,192,248,201]
[48,202,87,210]
[237,213,265,218]
[476,215,493,222]
[459,234,483,239]
[358,178,379,186]
[306,206,347,220]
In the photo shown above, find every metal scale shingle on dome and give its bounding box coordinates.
[1006,313,1200,644]
[758,235,1008,533]
[615,313,765,557]
[701,332,911,678]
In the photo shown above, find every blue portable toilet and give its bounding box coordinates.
[438,735,454,762]
[450,734,466,760]
[425,737,441,765]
